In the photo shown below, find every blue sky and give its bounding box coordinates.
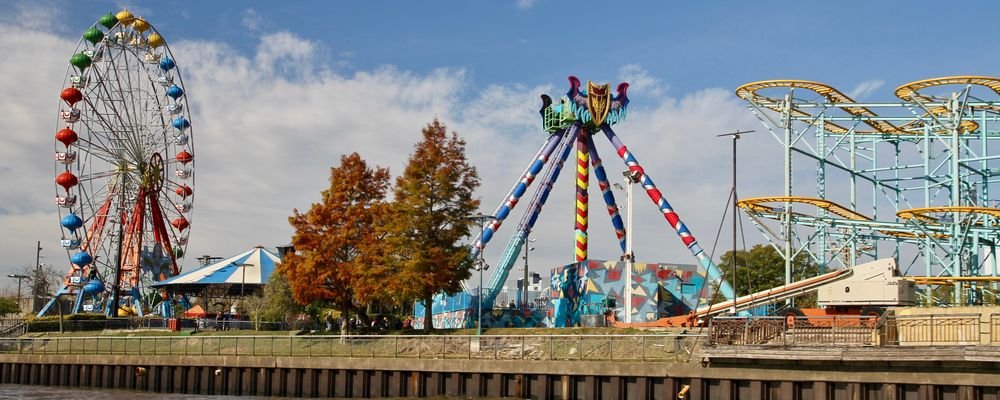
[44,1,1000,99]
[2,1,1000,294]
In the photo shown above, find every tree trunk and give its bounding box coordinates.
[340,301,350,337]
[423,296,433,330]
[350,303,371,327]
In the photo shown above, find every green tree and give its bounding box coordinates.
[0,297,18,315]
[713,244,820,308]
[384,119,481,330]
[282,152,391,335]
[240,294,266,329]
[259,273,302,327]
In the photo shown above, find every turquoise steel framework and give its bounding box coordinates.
[735,77,1000,305]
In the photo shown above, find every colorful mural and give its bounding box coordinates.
[412,293,548,330]
[549,259,711,326]
[414,259,710,329]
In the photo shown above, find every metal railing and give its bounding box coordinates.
[710,316,878,346]
[0,334,704,362]
[992,314,1000,344]
[883,314,980,346]
[0,319,26,338]
[21,318,286,333]
[710,314,995,346]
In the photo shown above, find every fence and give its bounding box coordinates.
[709,314,1000,346]
[883,314,981,346]
[0,318,26,338]
[0,334,704,362]
[709,315,878,346]
[22,318,285,333]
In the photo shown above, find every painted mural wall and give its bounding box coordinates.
[415,259,711,329]
[548,260,711,327]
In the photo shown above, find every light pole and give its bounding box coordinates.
[467,213,497,335]
[234,263,253,297]
[7,274,30,313]
[521,236,535,310]
[717,129,754,314]
[615,170,640,323]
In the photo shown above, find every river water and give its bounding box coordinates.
[0,384,488,399]
[0,384,257,399]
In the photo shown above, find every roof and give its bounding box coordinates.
[152,246,281,291]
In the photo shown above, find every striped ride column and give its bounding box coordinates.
[600,125,736,300]
[575,129,590,262]
[471,130,568,257]
[586,135,627,254]
[524,127,579,230]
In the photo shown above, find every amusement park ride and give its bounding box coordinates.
[426,74,1000,329]
[734,76,1000,307]
[43,10,194,317]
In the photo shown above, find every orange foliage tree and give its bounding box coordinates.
[383,119,480,330]
[281,152,391,332]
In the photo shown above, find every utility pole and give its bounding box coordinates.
[34,241,42,313]
[717,129,754,314]
[620,170,640,323]
[467,214,497,335]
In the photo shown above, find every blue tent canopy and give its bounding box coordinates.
[152,246,281,293]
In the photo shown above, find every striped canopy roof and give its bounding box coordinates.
[153,246,281,289]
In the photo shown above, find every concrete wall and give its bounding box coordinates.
[3,353,1000,399]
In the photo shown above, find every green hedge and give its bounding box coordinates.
[26,313,108,332]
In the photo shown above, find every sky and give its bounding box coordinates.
[2,1,1000,295]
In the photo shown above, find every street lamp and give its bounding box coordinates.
[467,213,497,336]
[234,263,253,297]
[7,274,30,313]
[521,236,535,310]
[716,129,754,314]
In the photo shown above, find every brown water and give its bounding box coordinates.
[0,384,498,399]
[0,384,255,399]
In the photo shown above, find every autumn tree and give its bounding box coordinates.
[282,152,391,335]
[384,119,480,330]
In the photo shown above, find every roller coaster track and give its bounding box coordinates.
[739,197,1000,241]
[737,196,959,239]
[895,206,1000,222]
[895,75,1000,103]
[904,276,1000,286]
[737,196,870,221]
[735,76,1000,134]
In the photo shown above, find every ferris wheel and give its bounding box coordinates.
[43,10,195,317]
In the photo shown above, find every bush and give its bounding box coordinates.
[26,313,108,332]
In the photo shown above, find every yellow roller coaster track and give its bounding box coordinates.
[896,206,1000,222]
[736,76,992,134]
[737,196,941,239]
[737,196,871,221]
[904,276,1000,286]
[895,75,1000,102]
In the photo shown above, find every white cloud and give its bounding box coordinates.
[516,0,537,10]
[0,11,765,296]
[848,79,884,100]
[242,8,262,32]
[617,64,665,98]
